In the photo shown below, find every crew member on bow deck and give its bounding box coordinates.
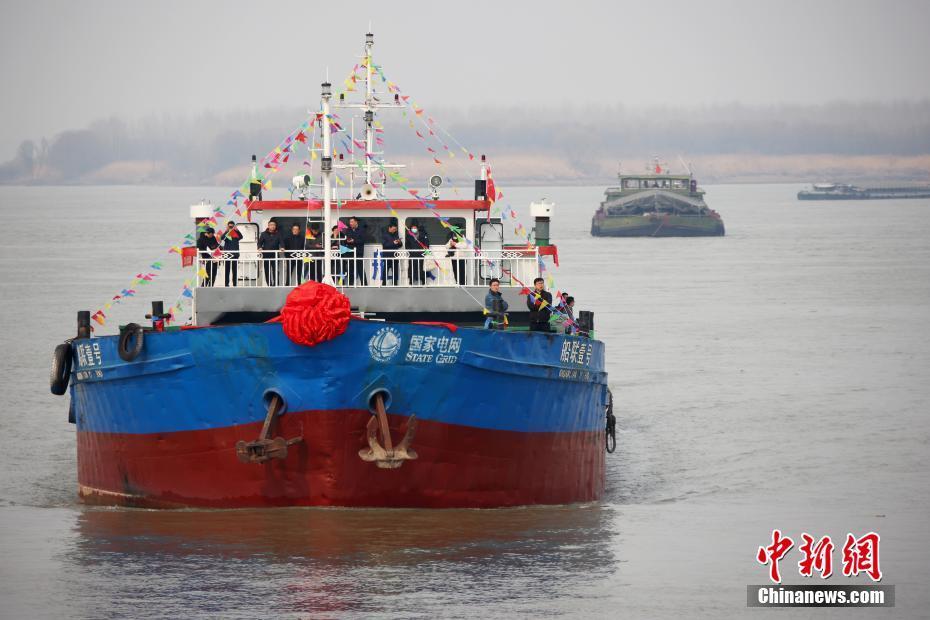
[527,277,553,332]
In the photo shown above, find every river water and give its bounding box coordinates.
[0,184,927,618]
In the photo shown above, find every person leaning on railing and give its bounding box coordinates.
[257,221,283,286]
[220,221,242,287]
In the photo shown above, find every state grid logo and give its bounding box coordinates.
[368,327,402,362]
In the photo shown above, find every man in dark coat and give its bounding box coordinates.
[380,222,402,286]
[404,222,430,285]
[220,221,242,287]
[484,277,509,329]
[283,223,305,286]
[306,224,323,282]
[196,227,219,286]
[258,221,283,286]
[526,277,553,332]
[343,216,367,285]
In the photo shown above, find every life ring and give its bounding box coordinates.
[118,323,144,361]
[50,342,72,395]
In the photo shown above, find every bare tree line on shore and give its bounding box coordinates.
[2,101,928,185]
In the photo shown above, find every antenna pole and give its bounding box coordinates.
[350,117,355,197]
[321,80,334,284]
[364,31,375,191]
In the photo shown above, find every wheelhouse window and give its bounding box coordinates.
[623,178,641,189]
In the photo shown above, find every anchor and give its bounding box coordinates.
[236,394,302,464]
[358,392,418,469]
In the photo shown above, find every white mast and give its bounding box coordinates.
[349,117,356,197]
[364,31,375,191]
[321,80,334,284]
[332,32,405,195]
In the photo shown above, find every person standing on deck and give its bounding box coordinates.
[446,231,467,285]
[330,225,347,285]
[484,278,509,329]
[248,154,264,201]
[220,221,242,287]
[526,277,553,332]
[305,224,323,282]
[380,222,402,286]
[197,227,219,287]
[405,222,430,285]
[343,217,367,285]
[283,223,304,286]
[563,295,577,334]
[258,221,283,286]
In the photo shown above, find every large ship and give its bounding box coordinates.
[591,160,725,237]
[49,33,614,509]
[797,182,930,200]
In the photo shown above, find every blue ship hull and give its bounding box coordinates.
[70,320,609,508]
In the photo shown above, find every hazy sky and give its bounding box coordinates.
[2,0,929,158]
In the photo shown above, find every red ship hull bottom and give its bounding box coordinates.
[77,410,605,509]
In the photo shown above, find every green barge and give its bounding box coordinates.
[591,164,725,237]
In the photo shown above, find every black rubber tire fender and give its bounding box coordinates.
[118,323,144,361]
[50,342,72,395]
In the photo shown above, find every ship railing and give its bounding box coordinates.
[193,248,540,289]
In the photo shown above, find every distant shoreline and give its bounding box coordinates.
[3,151,927,188]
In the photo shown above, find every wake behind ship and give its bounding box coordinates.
[49,33,614,509]
[591,160,725,237]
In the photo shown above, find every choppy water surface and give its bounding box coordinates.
[0,184,928,618]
